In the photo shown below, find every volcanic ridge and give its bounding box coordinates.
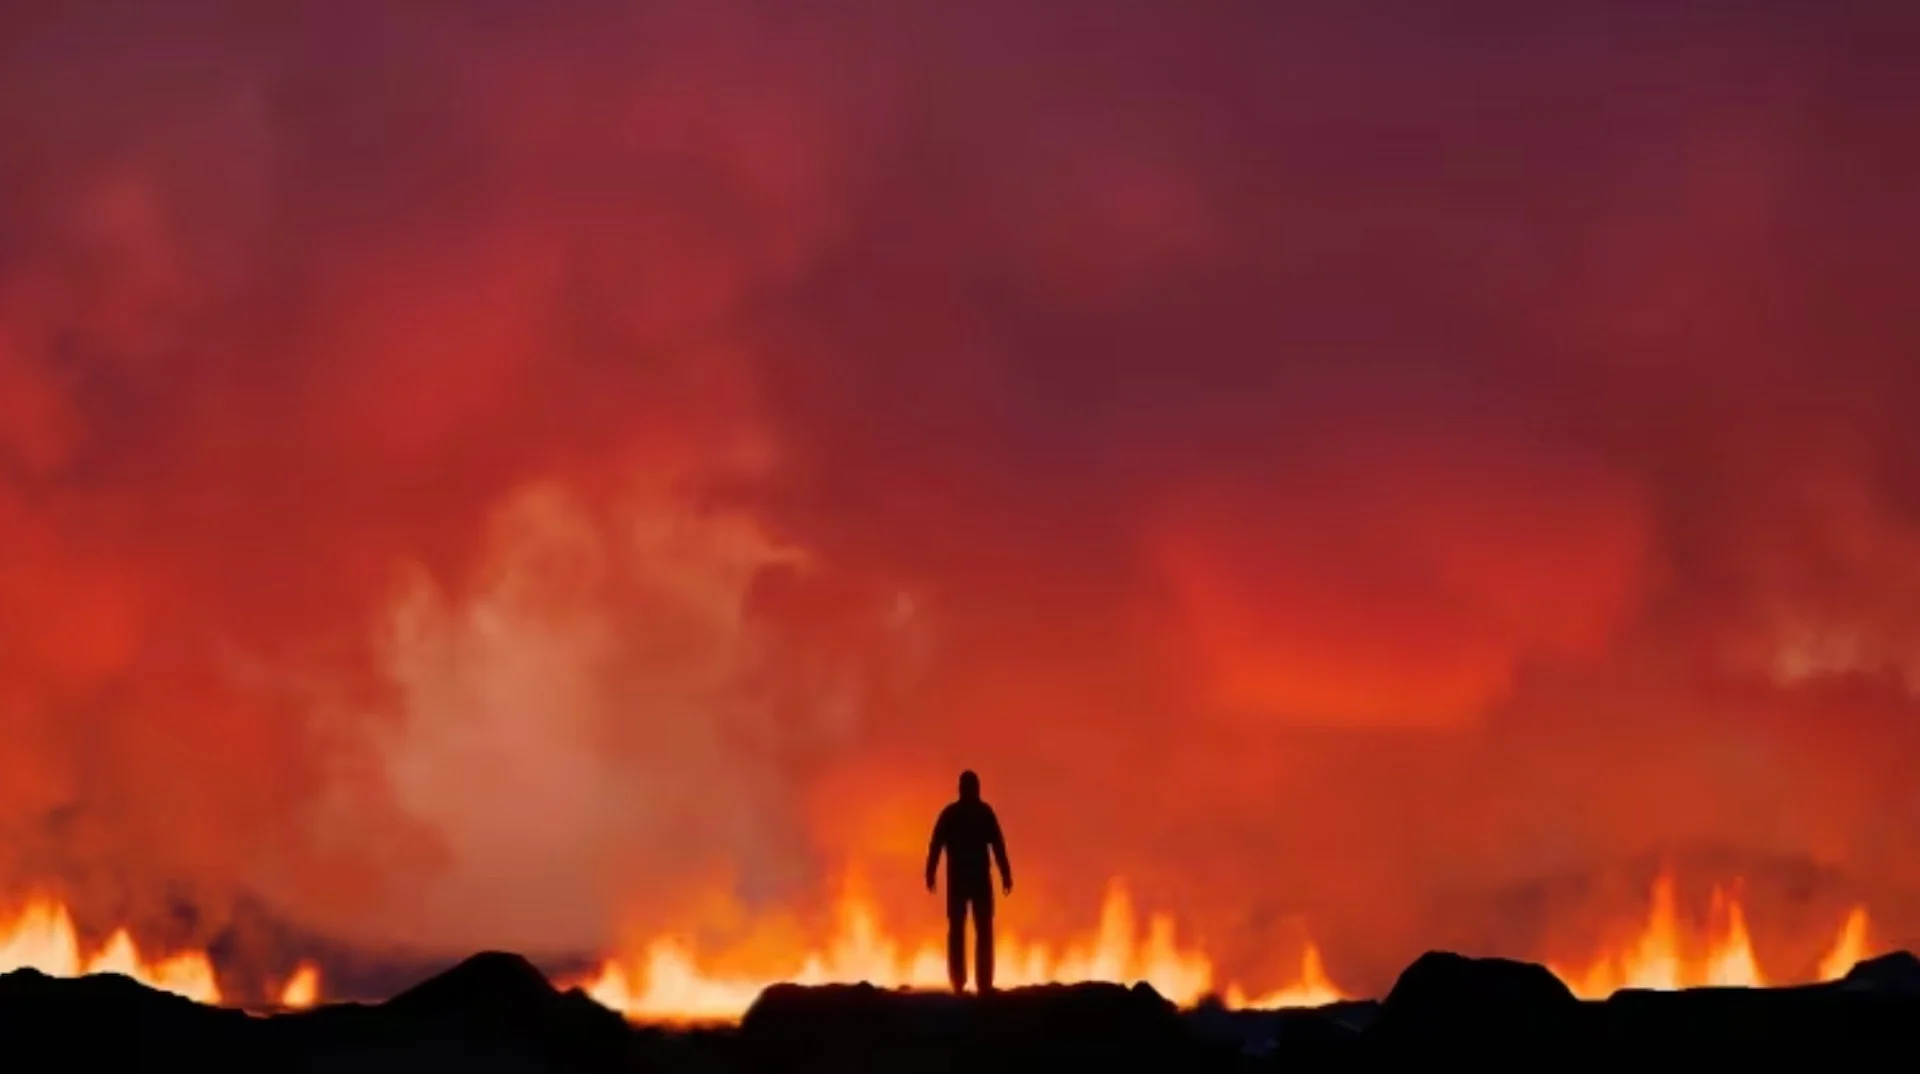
[5,947,1920,1070]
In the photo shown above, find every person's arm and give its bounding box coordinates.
[925,809,948,891]
[988,807,1012,893]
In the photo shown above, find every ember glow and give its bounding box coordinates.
[1549,871,1873,997]
[0,896,329,1010]
[571,867,1886,1022]
[571,880,1337,1022]
[277,962,322,1010]
[0,882,1887,1020]
[0,896,222,1004]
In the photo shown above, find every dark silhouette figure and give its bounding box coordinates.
[925,769,1012,994]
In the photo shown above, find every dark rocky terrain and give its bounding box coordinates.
[4,948,1919,1070]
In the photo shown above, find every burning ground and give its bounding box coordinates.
[0,856,1892,1020]
[3,0,1920,1019]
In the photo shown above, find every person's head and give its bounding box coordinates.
[958,769,981,801]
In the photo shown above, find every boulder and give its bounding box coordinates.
[1842,951,1920,998]
[1368,951,1580,1048]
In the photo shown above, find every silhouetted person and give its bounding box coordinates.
[925,769,1012,993]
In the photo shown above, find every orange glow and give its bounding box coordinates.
[573,879,1346,1023]
[1223,942,1346,1010]
[1816,906,1871,982]
[0,896,221,1004]
[0,879,1884,1022]
[278,962,322,1009]
[1,5,1917,1040]
[1548,871,1873,997]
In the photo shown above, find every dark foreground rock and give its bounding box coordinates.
[1369,950,1580,1049]
[743,980,1193,1071]
[1843,950,1920,997]
[5,949,1920,1070]
[0,952,635,1072]
[274,951,636,1071]
[0,967,260,1064]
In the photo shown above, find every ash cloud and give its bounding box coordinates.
[2,0,1919,994]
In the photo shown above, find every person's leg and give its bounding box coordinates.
[974,891,995,993]
[946,893,968,993]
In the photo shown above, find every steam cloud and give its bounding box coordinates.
[2,0,1918,994]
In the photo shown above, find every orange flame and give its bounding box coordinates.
[574,879,1346,1023]
[0,896,221,1004]
[278,962,322,1009]
[1547,871,1873,997]
[0,877,1881,1020]
[1816,905,1871,982]
[1223,941,1345,1010]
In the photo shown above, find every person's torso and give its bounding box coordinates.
[942,800,995,887]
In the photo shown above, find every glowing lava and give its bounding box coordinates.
[1223,941,1345,1010]
[0,895,330,1010]
[1816,906,1871,982]
[1548,872,1873,997]
[576,880,1346,1023]
[0,876,1882,1021]
[0,896,222,1004]
[278,962,322,1009]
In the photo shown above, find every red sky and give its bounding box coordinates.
[1,0,1918,994]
